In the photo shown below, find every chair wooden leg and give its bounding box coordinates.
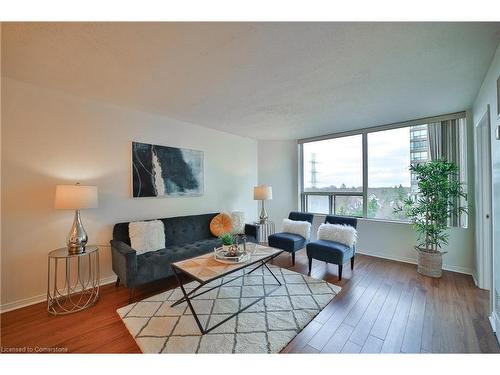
[338,264,343,281]
[115,277,120,287]
[292,252,295,266]
[351,256,355,270]
[308,257,313,275]
[129,288,135,304]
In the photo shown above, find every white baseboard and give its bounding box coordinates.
[0,275,117,314]
[489,314,497,333]
[489,310,499,347]
[356,249,473,276]
[471,272,479,287]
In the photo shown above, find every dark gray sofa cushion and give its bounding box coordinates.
[112,213,219,246]
[130,238,223,286]
[163,214,218,246]
[167,238,222,262]
[135,248,174,286]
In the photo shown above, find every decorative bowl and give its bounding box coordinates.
[214,245,250,264]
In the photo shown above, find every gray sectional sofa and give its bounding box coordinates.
[110,212,258,300]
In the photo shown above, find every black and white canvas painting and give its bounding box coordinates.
[132,141,204,197]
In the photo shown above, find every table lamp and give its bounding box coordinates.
[254,185,272,223]
[55,183,98,254]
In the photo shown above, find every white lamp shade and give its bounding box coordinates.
[55,185,98,210]
[254,185,272,200]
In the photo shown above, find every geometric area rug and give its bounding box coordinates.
[117,265,341,353]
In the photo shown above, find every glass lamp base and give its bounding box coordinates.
[67,209,88,255]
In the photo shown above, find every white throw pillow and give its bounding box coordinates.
[317,223,358,247]
[129,220,165,255]
[230,211,245,234]
[282,218,311,240]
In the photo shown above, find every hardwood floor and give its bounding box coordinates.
[1,252,498,353]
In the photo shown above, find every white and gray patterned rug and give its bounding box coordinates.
[117,265,341,353]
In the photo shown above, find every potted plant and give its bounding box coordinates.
[219,233,240,256]
[394,160,468,278]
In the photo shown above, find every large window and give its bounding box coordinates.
[303,135,362,192]
[302,135,363,216]
[367,127,411,221]
[299,113,468,226]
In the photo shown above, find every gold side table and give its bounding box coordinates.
[47,246,100,315]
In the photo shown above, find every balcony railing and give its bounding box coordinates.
[301,191,363,217]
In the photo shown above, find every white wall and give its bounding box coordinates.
[257,140,298,230]
[472,42,500,321]
[258,134,476,276]
[1,78,258,312]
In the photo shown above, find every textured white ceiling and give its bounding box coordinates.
[2,22,500,140]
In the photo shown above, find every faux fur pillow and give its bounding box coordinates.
[230,211,245,234]
[317,223,358,247]
[129,220,165,255]
[282,218,311,240]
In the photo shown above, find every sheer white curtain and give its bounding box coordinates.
[427,118,467,227]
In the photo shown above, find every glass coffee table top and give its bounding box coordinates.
[171,243,282,283]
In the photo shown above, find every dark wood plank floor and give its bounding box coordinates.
[1,252,498,353]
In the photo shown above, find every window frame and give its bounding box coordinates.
[298,111,467,223]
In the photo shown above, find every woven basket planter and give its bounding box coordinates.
[416,247,443,278]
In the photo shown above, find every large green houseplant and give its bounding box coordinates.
[394,160,468,278]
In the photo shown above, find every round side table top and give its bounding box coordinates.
[48,245,98,258]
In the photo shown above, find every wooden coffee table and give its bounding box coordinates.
[170,243,283,334]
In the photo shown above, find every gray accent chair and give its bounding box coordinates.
[306,215,358,280]
[110,213,258,301]
[267,211,314,265]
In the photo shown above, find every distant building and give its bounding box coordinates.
[409,125,430,193]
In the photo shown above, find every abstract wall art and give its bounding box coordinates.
[132,141,204,198]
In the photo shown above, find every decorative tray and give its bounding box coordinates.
[214,246,250,264]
